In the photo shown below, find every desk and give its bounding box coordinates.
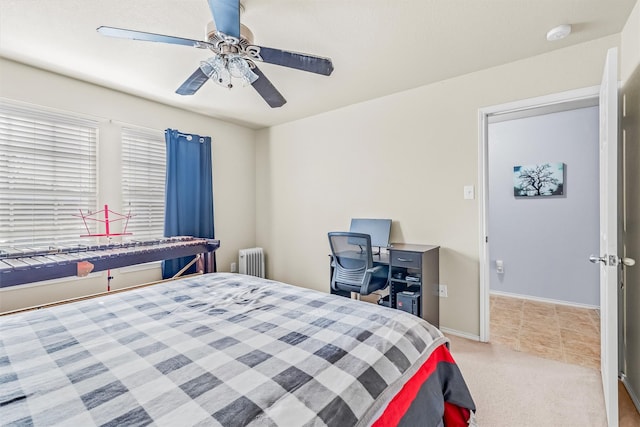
[329,244,440,327]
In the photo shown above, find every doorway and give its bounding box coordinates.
[479,50,640,425]
[484,97,601,366]
[478,86,601,343]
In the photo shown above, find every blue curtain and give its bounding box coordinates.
[162,129,215,278]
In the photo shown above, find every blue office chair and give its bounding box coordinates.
[328,232,389,296]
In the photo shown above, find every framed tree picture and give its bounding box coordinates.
[513,162,565,197]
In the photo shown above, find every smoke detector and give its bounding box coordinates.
[546,24,571,41]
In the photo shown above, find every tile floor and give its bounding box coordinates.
[490,294,601,370]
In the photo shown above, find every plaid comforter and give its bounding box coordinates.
[1,273,474,426]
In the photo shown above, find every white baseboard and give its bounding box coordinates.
[621,374,640,414]
[490,290,599,310]
[440,326,480,341]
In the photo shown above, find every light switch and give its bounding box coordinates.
[464,185,475,200]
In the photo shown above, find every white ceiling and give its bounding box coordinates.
[0,0,636,129]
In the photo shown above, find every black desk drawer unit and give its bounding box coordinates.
[390,251,421,269]
[388,244,440,328]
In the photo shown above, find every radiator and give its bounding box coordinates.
[238,247,265,278]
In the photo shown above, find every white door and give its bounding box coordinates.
[592,47,619,427]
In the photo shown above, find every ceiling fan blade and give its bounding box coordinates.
[253,46,334,76]
[176,68,210,95]
[207,0,240,39]
[97,26,214,49]
[251,66,286,108]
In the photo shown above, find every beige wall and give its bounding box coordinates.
[621,0,640,81]
[0,58,257,312]
[256,35,620,337]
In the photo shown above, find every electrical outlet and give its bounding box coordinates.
[438,284,448,298]
[230,262,237,273]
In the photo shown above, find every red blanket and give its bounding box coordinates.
[373,344,475,426]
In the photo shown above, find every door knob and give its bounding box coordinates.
[589,255,607,264]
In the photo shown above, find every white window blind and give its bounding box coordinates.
[0,101,98,249]
[121,127,166,241]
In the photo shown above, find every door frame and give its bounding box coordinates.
[477,85,600,343]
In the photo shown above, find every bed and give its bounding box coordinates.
[0,273,476,426]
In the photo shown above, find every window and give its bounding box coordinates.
[121,127,166,241]
[0,102,167,250]
[0,101,97,249]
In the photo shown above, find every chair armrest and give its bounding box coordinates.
[366,265,384,274]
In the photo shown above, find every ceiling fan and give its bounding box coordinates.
[97,0,334,108]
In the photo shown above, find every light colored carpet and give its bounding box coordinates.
[446,335,607,426]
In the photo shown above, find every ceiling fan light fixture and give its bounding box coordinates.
[228,54,248,77]
[200,55,257,88]
[200,56,225,80]
[228,55,258,85]
[199,57,217,78]
[199,56,229,87]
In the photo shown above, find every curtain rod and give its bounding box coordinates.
[166,130,205,143]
